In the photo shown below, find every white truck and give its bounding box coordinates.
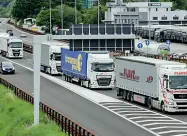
[0,33,23,58]
[116,56,187,113]
[40,41,69,75]
[61,49,115,89]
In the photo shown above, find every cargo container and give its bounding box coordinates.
[116,56,187,113]
[40,41,69,75]
[61,49,115,89]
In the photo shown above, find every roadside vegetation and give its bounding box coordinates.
[0,85,67,136]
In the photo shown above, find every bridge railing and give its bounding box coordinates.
[0,77,95,136]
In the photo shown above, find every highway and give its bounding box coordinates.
[1,18,187,135]
[0,19,156,136]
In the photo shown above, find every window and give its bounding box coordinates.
[127,8,129,12]
[125,19,127,23]
[156,8,157,11]
[153,17,158,20]
[184,15,187,20]
[136,19,138,24]
[131,8,136,12]
[115,19,117,23]
[108,7,111,12]
[119,19,121,23]
[173,16,179,20]
[128,19,130,23]
[166,8,168,11]
[122,19,125,23]
[161,16,167,20]
[131,19,134,24]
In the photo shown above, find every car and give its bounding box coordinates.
[0,61,15,74]
[20,32,27,37]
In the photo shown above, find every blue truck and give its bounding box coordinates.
[61,48,115,89]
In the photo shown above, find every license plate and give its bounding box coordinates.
[15,54,18,56]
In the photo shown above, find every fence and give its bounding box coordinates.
[0,78,95,136]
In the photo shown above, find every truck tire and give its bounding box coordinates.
[122,90,127,100]
[147,97,152,109]
[127,91,131,101]
[130,92,134,102]
[161,101,166,114]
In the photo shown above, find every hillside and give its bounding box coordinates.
[0,0,15,17]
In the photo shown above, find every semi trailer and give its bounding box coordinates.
[116,56,187,113]
[61,49,115,89]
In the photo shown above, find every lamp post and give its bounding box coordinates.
[75,0,77,24]
[49,0,52,35]
[61,0,63,30]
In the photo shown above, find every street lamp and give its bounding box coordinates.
[61,0,63,30]
[75,0,77,24]
[98,0,100,25]
[49,0,52,35]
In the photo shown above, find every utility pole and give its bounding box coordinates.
[49,0,52,35]
[75,0,77,24]
[61,0,63,31]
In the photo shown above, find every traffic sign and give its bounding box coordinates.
[145,40,150,46]
[166,40,170,45]
[137,43,143,49]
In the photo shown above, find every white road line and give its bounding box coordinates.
[106,105,136,108]
[143,123,186,127]
[129,116,167,120]
[113,107,143,111]
[118,110,151,114]
[150,126,187,130]
[158,130,187,135]
[136,120,178,123]
[125,113,160,116]
[171,134,187,136]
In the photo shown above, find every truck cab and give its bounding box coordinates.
[86,52,115,89]
[160,65,187,112]
[41,41,69,75]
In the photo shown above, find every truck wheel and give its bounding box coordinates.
[161,101,166,114]
[147,97,152,109]
[45,68,48,74]
[130,92,134,102]
[122,90,127,100]
[127,91,131,101]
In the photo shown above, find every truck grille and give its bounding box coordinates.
[176,102,187,105]
[56,66,61,72]
[174,94,187,99]
[97,78,111,86]
[12,49,21,52]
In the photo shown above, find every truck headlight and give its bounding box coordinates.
[168,102,174,105]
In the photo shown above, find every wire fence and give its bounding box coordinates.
[0,78,95,136]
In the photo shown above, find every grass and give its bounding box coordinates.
[0,85,67,136]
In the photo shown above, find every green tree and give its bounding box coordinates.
[36,5,82,31]
[83,5,107,24]
[36,8,60,33]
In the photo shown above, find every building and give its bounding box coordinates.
[104,1,187,25]
[52,24,135,53]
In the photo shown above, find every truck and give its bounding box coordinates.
[61,49,115,89]
[116,56,187,113]
[0,33,23,58]
[40,41,69,75]
[135,39,170,56]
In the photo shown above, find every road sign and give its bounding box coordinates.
[166,40,170,45]
[145,40,150,46]
[137,43,143,49]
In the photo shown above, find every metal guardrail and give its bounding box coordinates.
[0,78,95,136]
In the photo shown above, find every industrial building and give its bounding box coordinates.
[104,0,187,25]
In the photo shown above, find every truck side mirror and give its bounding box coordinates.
[50,54,53,60]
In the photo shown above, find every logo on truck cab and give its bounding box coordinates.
[146,76,153,83]
[119,68,139,82]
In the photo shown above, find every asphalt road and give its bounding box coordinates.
[0,56,155,136]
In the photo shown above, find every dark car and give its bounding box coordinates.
[0,61,15,74]
[7,30,13,36]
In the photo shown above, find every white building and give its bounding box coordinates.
[104,0,187,26]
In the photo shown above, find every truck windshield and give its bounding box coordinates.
[53,53,61,61]
[9,42,22,48]
[91,63,114,72]
[169,76,187,89]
